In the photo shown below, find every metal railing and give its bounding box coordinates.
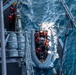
[60,0,76,27]
[25,32,34,75]
[3,0,17,11]
[3,0,10,6]
[0,0,7,75]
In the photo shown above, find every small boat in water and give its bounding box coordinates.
[31,22,57,68]
[35,30,49,62]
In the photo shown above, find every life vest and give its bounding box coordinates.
[35,32,39,37]
[43,39,49,46]
[36,48,41,53]
[8,15,13,22]
[35,37,40,43]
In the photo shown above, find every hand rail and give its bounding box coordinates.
[3,0,17,11]
[5,34,10,46]
[25,31,34,75]
[3,0,10,6]
[60,0,76,27]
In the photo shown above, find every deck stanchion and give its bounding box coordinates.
[0,0,7,75]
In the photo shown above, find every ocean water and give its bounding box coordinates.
[62,30,76,75]
[19,0,76,75]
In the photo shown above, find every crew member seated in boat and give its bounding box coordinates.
[41,45,48,58]
[43,31,48,37]
[35,37,40,47]
[41,45,45,52]
[40,31,48,37]
[35,31,39,37]
[36,48,41,59]
[8,14,13,31]
[43,39,49,46]
[40,31,44,37]
[36,48,41,53]
[35,37,40,43]
[40,54,45,62]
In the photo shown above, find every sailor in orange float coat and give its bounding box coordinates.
[35,32,39,37]
[35,37,40,43]
[36,48,41,53]
[43,39,49,46]
[43,31,48,37]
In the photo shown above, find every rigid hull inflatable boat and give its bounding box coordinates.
[31,22,58,68]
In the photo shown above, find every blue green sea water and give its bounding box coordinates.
[19,0,76,75]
